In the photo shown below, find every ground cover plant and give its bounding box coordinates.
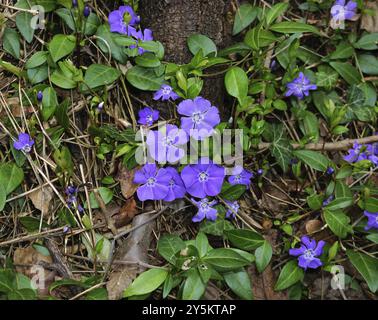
[0,0,377,300]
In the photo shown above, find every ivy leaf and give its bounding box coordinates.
[274,260,304,291]
[270,124,293,172]
[124,268,168,298]
[48,34,76,62]
[324,209,352,239]
[157,234,186,265]
[200,218,234,236]
[316,65,339,90]
[347,250,378,293]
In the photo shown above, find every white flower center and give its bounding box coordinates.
[23,144,32,153]
[198,172,209,182]
[303,249,315,260]
[162,87,171,95]
[146,177,156,186]
[191,112,204,124]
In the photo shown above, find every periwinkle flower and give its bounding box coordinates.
[146,124,188,164]
[129,28,153,55]
[364,211,378,231]
[257,169,264,176]
[181,157,225,198]
[228,166,253,187]
[323,195,334,207]
[108,5,140,35]
[225,201,239,220]
[65,186,83,212]
[192,198,218,223]
[83,6,91,17]
[177,97,220,140]
[343,143,378,166]
[138,107,159,126]
[289,236,325,270]
[13,133,34,153]
[153,85,179,102]
[163,167,186,202]
[285,72,317,100]
[326,167,335,175]
[37,91,43,102]
[72,0,78,8]
[97,102,104,112]
[134,163,171,201]
[331,0,357,21]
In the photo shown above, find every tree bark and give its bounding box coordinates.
[138,0,233,118]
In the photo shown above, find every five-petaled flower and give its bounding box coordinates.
[177,97,220,140]
[225,201,239,220]
[364,211,378,231]
[108,5,140,35]
[289,236,325,270]
[331,0,357,22]
[13,133,34,153]
[228,166,253,187]
[153,84,180,101]
[285,72,317,100]
[192,198,218,222]
[181,157,225,198]
[134,163,171,201]
[146,124,188,164]
[343,143,378,166]
[163,167,186,202]
[129,28,153,55]
[138,107,159,126]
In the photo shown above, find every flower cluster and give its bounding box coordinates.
[66,186,83,212]
[343,143,378,166]
[289,236,325,270]
[108,6,152,55]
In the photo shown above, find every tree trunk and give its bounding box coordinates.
[138,0,233,118]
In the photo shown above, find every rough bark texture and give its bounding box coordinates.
[138,0,233,118]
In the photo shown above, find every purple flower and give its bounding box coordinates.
[134,163,171,201]
[13,133,34,153]
[138,107,159,126]
[37,91,43,102]
[65,186,78,196]
[163,167,186,202]
[228,166,253,187]
[83,6,91,17]
[146,124,188,164]
[65,186,83,212]
[72,0,78,8]
[177,97,220,140]
[323,195,334,207]
[181,158,225,198]
[129,28,153,55]
[153,85,179,102]
[285,72,317,100]
[108,5,140,35]
[326,167,335,175]
[192,198,218,222]
[364,211,378,231]
[331,0,357,21]
[97,102,104,111]
[225,201,239,220]
[257,169,264,176]
[289,236,325,270]
[343,143,378,165]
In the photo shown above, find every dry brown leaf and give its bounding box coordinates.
[13,246,55,296]
[305,219,323,234]
[113,197,138,228]
[106,212,155,300]
[29,186,54,216]
[1,97,34,117]
[361,1,378,32]
[117,165,139,199]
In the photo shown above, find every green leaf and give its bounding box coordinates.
[187,34,217,57]
[25,51,48,69]
[157,234,186,264]
[3,28,20,59]
[182,269,206,300]
[335,181,352,199]
[233,4,259,35]
[293,150,330,172]
[0,163,24,195]
[35,0,57,12]
[365,197,378,213]
[85,13,101,36]
[86,187,113,209]
[255,240,273,273]
[265,3,289,26]
[200,218,234,236]
[347,250,378,293]
[226,229,265,251]
[325,198,353,211]
[124,268,168,297]
[0,184,6,212]
[366,234,378,244]
[328,42,354,60]
[41,87,58,121]
[126,66,164,91]
[48,34,76,63]
[316,65,339,90]
[244,25,262,50]
[224,269,253,300]
[96,25,128,63]
[329,61,362,85]
[27,65,48,84]
[203,248,250,272]
[358,54,378,75]
[8,288,36,300]
[15,1,35,43]
[135,52,161,68]
[225,67,249,102]
[274,260,304,291]
[220,184,246,201]
[270,22,319,34]
[195,232,210,258]
[354,33,378,50]
[86,288,108,300]
[82,64,121,89]
[55,8,76,30]
[0,269,14,293]
[324,209,352,238]
[269,124,292,172]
